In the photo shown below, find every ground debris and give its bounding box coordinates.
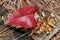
[0,0,60,40]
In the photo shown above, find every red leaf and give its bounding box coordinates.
[5,6,38,28]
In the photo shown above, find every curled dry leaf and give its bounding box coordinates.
[5,6,38,28]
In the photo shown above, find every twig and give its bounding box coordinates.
[15,32,28,40]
